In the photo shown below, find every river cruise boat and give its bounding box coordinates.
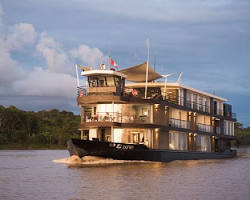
[67,62,237,162]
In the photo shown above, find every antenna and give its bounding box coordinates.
[154,55,156,71]
[145,37,150,99]
[161,73,175,100]
[177,72,183,84]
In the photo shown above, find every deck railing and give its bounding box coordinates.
[185,99,209,113]
[121,115,152,124]
[169,118,191,129]
[197,123,213,133]
[83,112,152,124]
[214,109,223,116]
[77,86,88,96]
[84,112,122,123]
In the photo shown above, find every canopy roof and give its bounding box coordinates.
[118,62,162,82]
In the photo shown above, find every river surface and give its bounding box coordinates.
[0,148,249,200]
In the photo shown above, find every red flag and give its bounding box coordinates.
[110,57,119,69]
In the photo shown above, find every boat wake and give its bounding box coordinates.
[53,155,151,166]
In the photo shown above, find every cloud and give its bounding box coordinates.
[0,40,24,86]
[0,23,28,86]
[6,23,36,50]
[71,44,106,67]
[13,67,76,97]
[0,2,107,98]
[36,32,73,74]
[0,1,108,97]
[0,15,36,86]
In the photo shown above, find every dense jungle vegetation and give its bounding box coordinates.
[234,122,250,146]
[0,105,80,149]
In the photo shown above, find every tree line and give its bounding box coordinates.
[0,105,80,148]
[234,122,250,145]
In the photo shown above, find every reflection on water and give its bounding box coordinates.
[0,148,249,200]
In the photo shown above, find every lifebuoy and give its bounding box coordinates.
[132,89,138,96]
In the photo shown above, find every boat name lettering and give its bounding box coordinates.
[115,144,134,150]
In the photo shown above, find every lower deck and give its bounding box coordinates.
[81,127,232,153]
[68,139,237,161]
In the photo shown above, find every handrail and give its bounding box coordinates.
[77,86,88,96]
[169,118,191,129]
[83,112,151,124]
[84,112,122,123]
[121,115,151,123]
[197,123,213,133]
[165,94,210,113]
[185,99,209,113]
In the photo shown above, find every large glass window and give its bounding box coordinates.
[224,120,228,135]
[199,96,203,110]
[196,135,210,152]
[186,91,191,108]
[196,135,201,151]
[205,99,209,112]
[193,94,198,110]
[201,135,211,152]
[166,89,178,104]
[169,131,187,151]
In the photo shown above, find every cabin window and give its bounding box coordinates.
[98,76,107,87]
[88,76,98,87]
[205,100,209,112]
[88,76,117,87]
[201,135,211,152]
[199,96,203,110]
[166,89,178,103]
[128,132,144,144]
[114,76,120,87]
[169,131,187,150]
[193,94,198,110]
[186,91,191,108]
[106,76,115,87]
[196,135,201,151]
[196,135,211,152]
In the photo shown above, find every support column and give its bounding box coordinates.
[111,126,114,142]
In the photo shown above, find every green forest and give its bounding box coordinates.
[234,122,250,145]
[0,105,80,149]
[0,105,249,149]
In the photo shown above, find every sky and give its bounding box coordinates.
[0,0,249,126]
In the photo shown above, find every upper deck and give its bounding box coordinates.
[76,64,236,121]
